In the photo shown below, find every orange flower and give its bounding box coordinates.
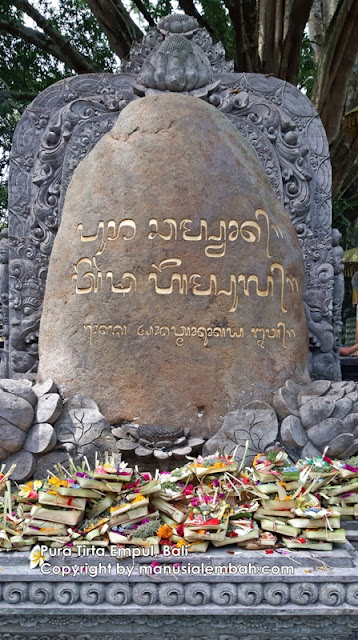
[252,454,262,468]
[157,524,173,539]
[131,494,145,503]
[48,477,69,488]
[176,539,187,548]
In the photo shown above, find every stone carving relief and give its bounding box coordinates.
[0,229,9,377]
[0,614,356,640]
[275,378,358,460]
[0,376,121,482]
[6,74,136,377]
[3,12,339,381]
[132,14,221,97]
[0,579,355,608]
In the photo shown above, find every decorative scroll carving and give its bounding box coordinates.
[7,74,135,377]
[0,580,354,608]
[5,23,337,380]
[302,230,344,381]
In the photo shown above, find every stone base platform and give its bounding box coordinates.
[1,544,358,639]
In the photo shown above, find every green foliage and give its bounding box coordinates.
[151,0,172,19]
[44,0,119,72]
[0,181,8,230]
[199,0,235,60]
[0,0,120,220]
[297,33,316,98]
[333,189,358,250]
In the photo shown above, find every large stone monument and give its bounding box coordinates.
[1,13,358,640]
[37,93,309,436]
[1,12,343,393]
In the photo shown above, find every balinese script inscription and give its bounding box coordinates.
[77,219,136,255]
[148,259,297,313]
[83,321,296,349]
[148,210,283,258]
[84,323,127,346]
[72,211,298,315]
[251,323,296,349]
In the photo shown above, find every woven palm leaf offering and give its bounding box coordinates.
[0,446,355,558]
[108,517,161,553]
[183,489,229,543]
[76,454,133,491]
[212,518,260,547]
[251,449,300,483]
[188,453,239,478]
[0,481,33,551]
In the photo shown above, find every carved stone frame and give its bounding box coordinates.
[2,62,342,381]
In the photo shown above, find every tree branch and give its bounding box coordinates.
[11,0,98,73]
[130,0,156,27]
[85,0,143,60]
[0,19,72,62]
[313,0,358,142]
[6,90,38,101]
[177,0,214,36]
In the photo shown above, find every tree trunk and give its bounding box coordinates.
[312,0,358,142]
[224,0,259,72]
[279,0,314,84]
[331,131,358,197]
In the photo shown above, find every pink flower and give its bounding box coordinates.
[183,484,194,496]
[202,494,213,504]
[150,561,161,575]
[212,478,220,488]
[190,497,200,506]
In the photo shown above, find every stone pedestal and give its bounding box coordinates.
[1,545,358,639]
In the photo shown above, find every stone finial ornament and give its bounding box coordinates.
[132,12,220,97]
[157,13,199,35]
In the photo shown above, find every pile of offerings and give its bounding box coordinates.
[1,448,358,555]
